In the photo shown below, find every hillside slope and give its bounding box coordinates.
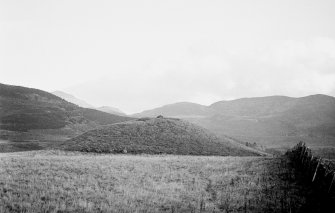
[0,83,132,143]
[52,91,94,108]
[209,96,294,116]
[204,95,335,147]
[52,91,126,116]
[59,117,264,156]
[96,106,126,116]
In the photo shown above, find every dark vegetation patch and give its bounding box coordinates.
[288,164,335,213]
[286,142,335,212]
[1,111,68,131]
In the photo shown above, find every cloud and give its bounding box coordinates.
[2,1,335,114]
[66,37,335,113]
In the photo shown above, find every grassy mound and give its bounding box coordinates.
[59,117,263,156]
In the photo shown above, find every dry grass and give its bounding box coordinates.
[0,151,304,212]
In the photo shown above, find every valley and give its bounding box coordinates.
[0,82,335,212]
[2,1,334,211]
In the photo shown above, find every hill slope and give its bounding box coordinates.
[135,95,335,148]
[0,83,132,143]
[133,102,212,118]
[52,91,126,116]
[209,96,295,116]
[204,95,335,147]
[59,117,263,156]
[96,106,126,116]
[52,91,94,108]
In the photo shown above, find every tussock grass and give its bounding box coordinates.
[0,151,304,212]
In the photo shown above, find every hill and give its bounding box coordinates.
[59,117,264,156]
[204,95,335,147]
[52,91,127,116]
[96,106,126,116]
[133,102,212,118]
[209,96,294,116]
[0,83,133,144]
[52,90,94,108]
[135,95,335,148]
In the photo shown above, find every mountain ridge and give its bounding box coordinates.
[134,94,335,148]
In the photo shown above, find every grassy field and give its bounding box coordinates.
[0,151,308,213]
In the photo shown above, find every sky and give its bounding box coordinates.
[1,0,335,114]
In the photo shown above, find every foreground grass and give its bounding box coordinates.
[0,151,303,212]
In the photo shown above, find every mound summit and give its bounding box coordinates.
[60,117,263,156]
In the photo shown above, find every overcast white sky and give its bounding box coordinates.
[1,0,335,113]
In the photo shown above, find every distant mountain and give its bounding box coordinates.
[52,91,94,108]
[0,83,133,144]
[135,95,335,148]
[59,116,265,156]
[96,106,126,116]
[52,91,126,116]
[209,96,295,116]
[133,102,212,118]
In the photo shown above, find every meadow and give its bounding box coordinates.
[0,151,307,213]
